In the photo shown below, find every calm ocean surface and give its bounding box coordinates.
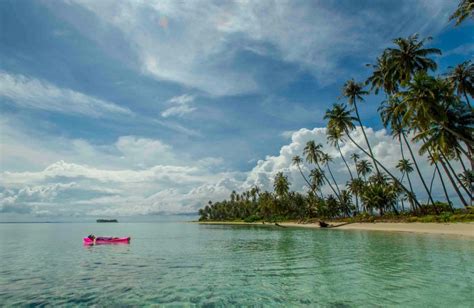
[0,221,473,307]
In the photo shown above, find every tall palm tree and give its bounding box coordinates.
[325,110,355,181]
[343,126,424,209]
[324,102,419,207]
[309,168,325,198]
[386,34,441,85]
[351,153,360,170]
[379,97,434,206]
[273,172,289,199]
[342,79,381,175]
[396,159,414,176]
[396,159,415,209]
[449,0,474,26]
[366,51,397,95]
[347,178,365,212]
[321,152,342,196]
[292,155,312,191]
[446,60,473,109]
[303,141,341,199]
[356,160,373,181]
[399,73,474,149]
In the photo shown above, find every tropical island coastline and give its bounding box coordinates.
[197,220,474,237]
[197,10,473,232]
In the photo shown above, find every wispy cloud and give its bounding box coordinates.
[161,94,196,118]
[443,43,474,57]
[51,0,455,95]
[0,71,133,117]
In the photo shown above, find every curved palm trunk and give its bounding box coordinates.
[457,152,469,174]
[326,163,342,196]
[337,142,354,180]
[296,163,312,191]
[399,172,409,212]
[427,150,454,209]
[457,144,474,166]
[315,162,341,200]
[353,101,381,175]
[399,135,417,210]
[442,153,471,198]
[464,91,472,110]
[443,125,474,149]
[438,156,469,208]
[346,132,423,209]
[401,132,435,206]
[428,167,436,194]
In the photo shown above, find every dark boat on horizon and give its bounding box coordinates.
[96,219,118,223]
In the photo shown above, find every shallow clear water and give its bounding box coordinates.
[0,222,473,306]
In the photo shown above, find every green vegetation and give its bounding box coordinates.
[198,3,473,223]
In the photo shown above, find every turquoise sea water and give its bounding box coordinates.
[0,221,473,307]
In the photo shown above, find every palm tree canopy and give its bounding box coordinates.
[309,168,325,188]
[396,159,414,174]
[273,172,290,197]
[292,155,302,166]
[379,96,404,136]
[321,153,333,165]
[324,103,357,135]
[449,0,474,26]
[303,141,324,165]
[446,60,474,99]
[357,160,373,177]
[342,80,369,105]
[366,51,398,94]
[350,153,360,162]
[385,34,441,85]
[347,178,365,195]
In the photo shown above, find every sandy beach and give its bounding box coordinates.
[199,221,474,237]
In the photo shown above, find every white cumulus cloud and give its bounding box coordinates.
[0,123,466,218]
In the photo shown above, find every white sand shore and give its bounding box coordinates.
[198,221,474,237]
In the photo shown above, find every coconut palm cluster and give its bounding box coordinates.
[198,4,473,222]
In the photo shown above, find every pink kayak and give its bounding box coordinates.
[83,236,131,245]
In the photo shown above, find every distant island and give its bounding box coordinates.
[97,219,118,223]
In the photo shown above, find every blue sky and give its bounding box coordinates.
[0,0,472,219]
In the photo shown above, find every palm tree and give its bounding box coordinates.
[342,79,381,175]
[446,60,473,109]
[356,160,372,181]
[395,159,416,210]
[379,97,434,206]
[325,109,355,181]
[321,152,342,196]
[292,155,312,190]
[325,102,422,208]
[366,51,397,95]
[344,128,423,209]
[347,178,365,212]
[449,0,474,26]
[303,141,341,198]
[274,172,290,198]
[385,34,441,85]
[459,170,473,192]
[396,159,414,175]
[309,168,325,198]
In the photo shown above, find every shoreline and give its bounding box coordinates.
[198,221,474,237]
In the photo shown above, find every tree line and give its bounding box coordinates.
[198,2,473,222]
